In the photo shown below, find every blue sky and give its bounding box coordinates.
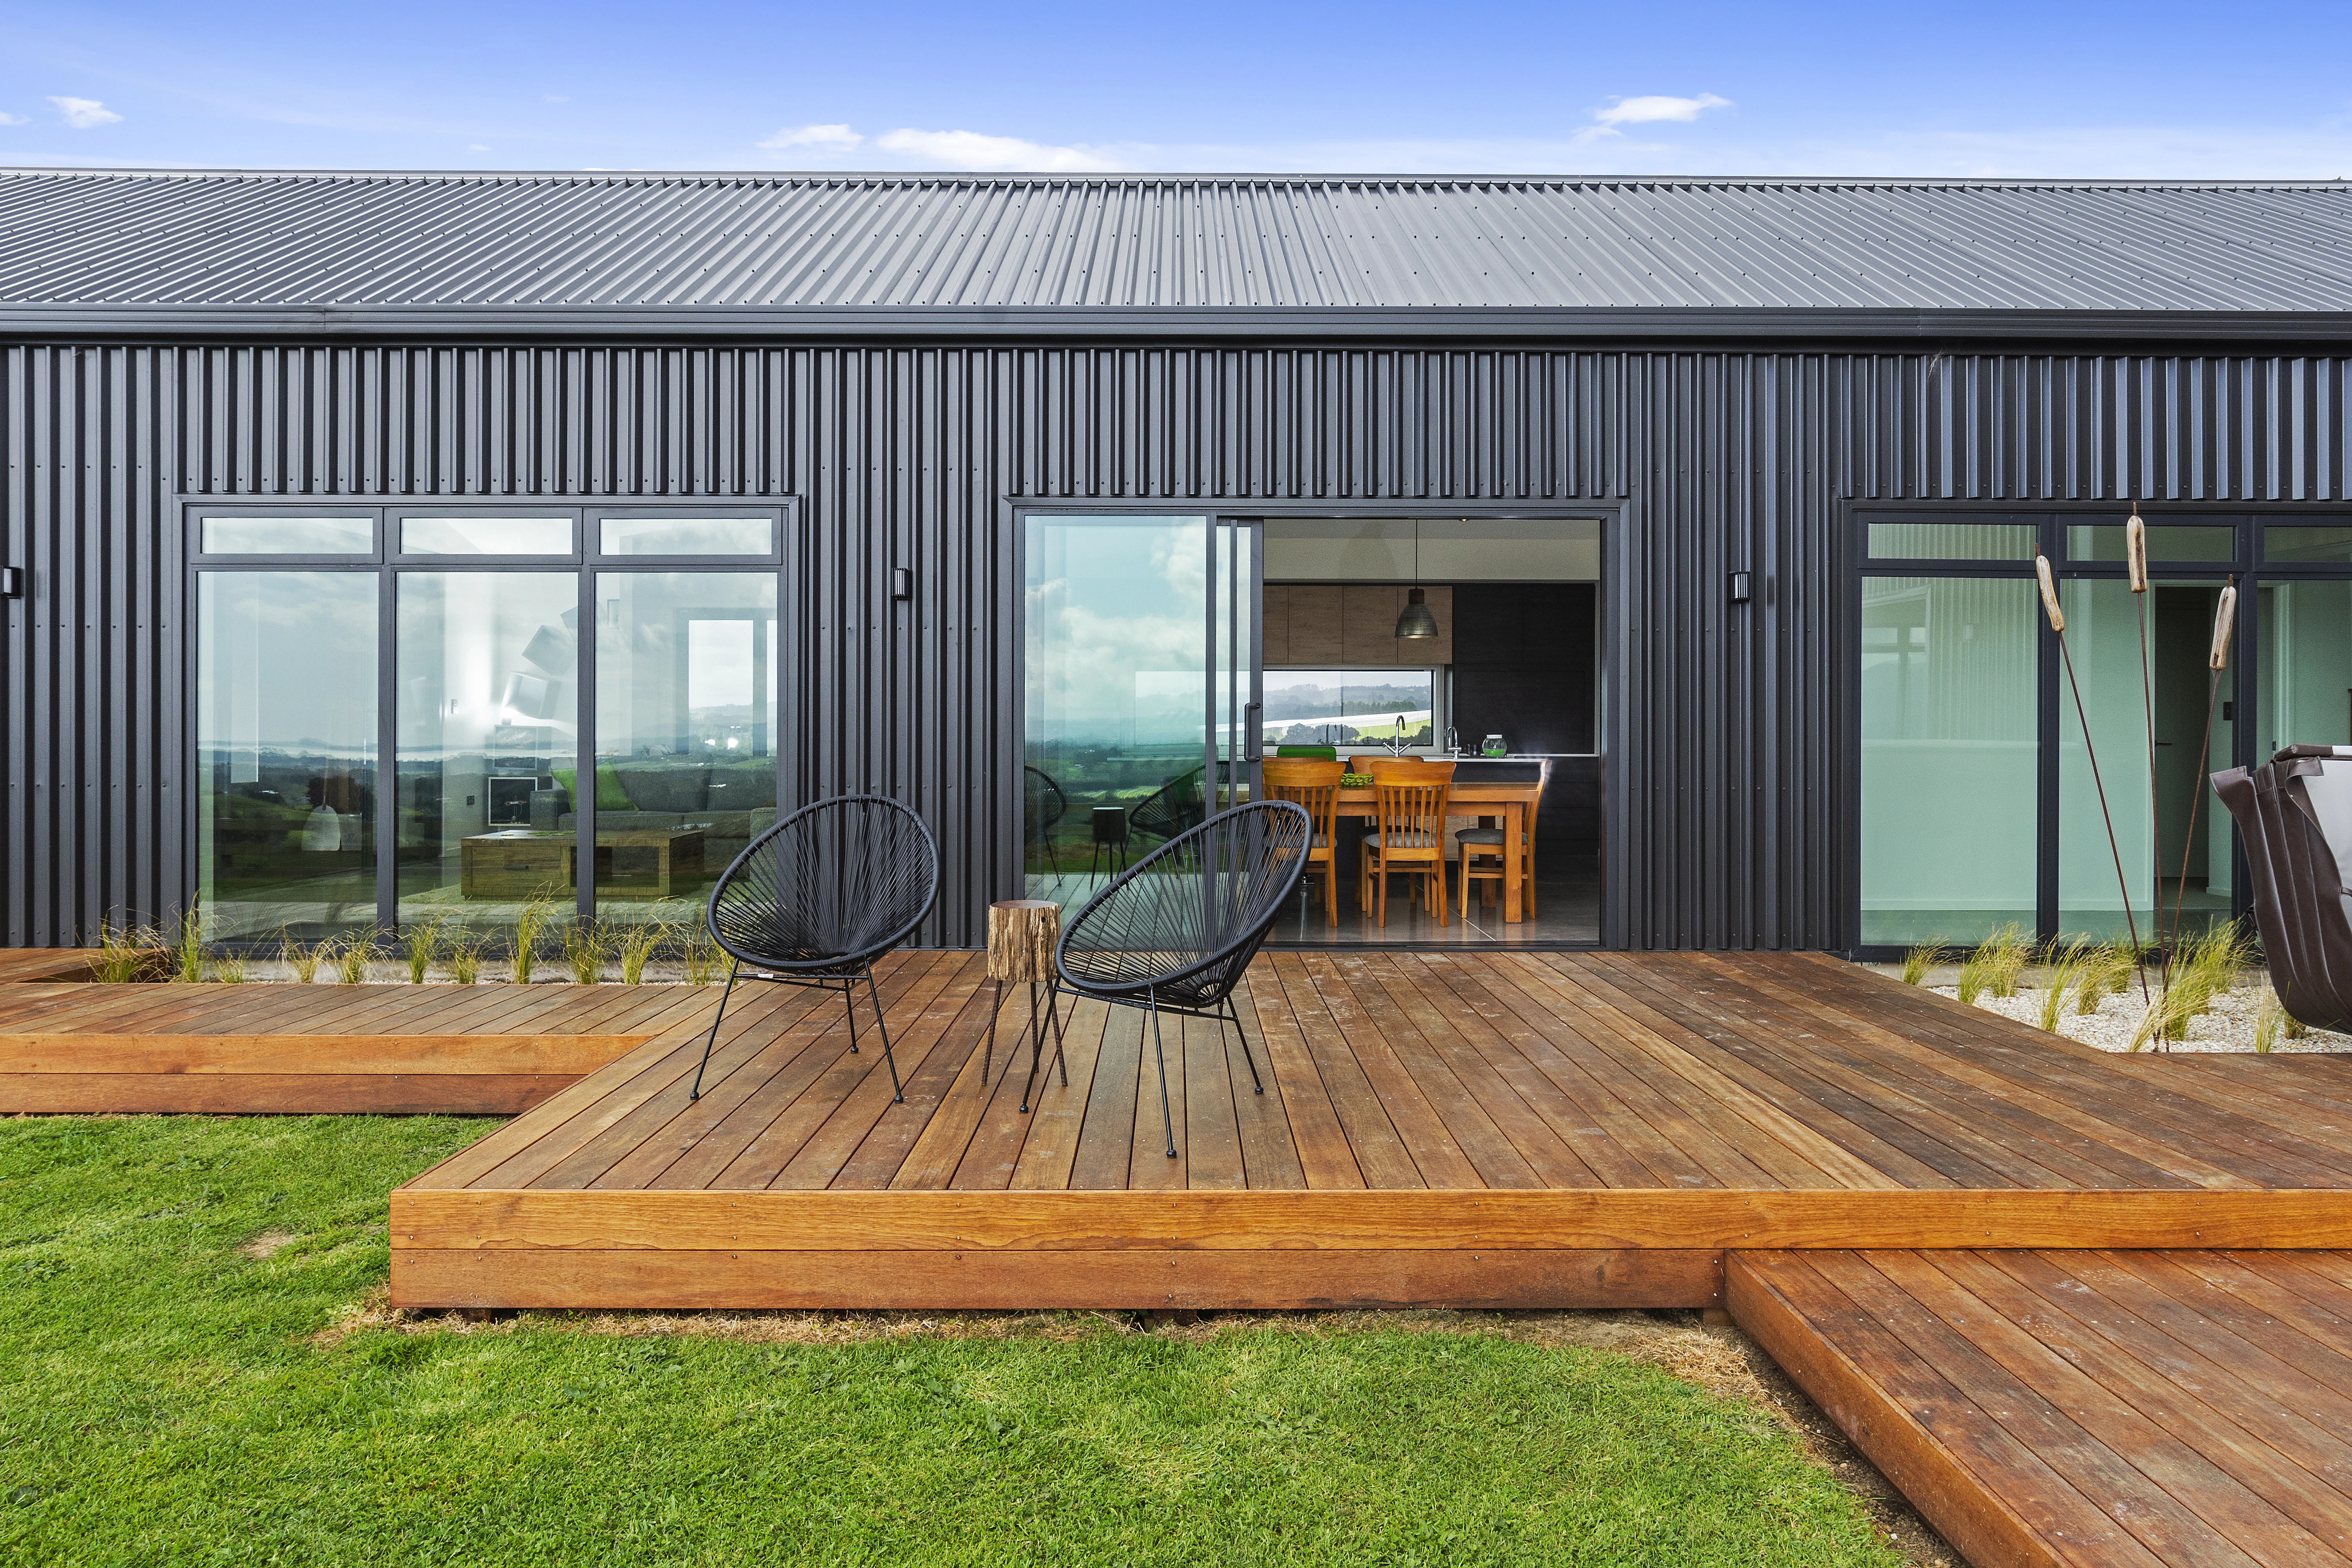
[4,0,2350,178]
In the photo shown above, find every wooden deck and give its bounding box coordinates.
[23,945,2352,1564]
[0,980,715,1113]
[388,949,2352,1312]
[1732,1249,2352,1568]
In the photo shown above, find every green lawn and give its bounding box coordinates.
[1,1116,1900,1566]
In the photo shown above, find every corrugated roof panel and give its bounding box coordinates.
[7,168,2352,314]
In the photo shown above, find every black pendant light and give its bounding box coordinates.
[1395,519,1439,639]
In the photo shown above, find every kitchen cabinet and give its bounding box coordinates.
[1263,583,1450,666]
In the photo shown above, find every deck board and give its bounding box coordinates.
[392,951,2352,1290]
[1730,1248,2352,1568]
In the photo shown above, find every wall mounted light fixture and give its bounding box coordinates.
[1728,570,1753,604]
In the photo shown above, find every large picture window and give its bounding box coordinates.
[190,502,784,940]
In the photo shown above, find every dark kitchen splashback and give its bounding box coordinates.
[1450,584,1599,851]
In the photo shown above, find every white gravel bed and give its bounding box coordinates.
[1925,977,2352,1054]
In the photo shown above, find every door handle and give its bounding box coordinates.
[1242,702,1263,764]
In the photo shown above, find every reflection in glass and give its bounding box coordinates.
[2053,579,2236,942]
[400,516,573,555]
[599,516,773,557]
[1859,577,2037,944]
[201,515,374,555]
[1866,523,2035,560]
[1024,515,1210,899]
[196,573,377,940]
[394,573,579,934]
[2066,524,2236,563]
[1261,670,1436,751]
[590,572,777,923]
[2264,526,2352,564]
[2259,580,2352,757]
[2055,581,2154,942]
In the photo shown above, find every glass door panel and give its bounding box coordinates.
[1212,520,1258,810]
[2054,580,2156,942]
[1023,515,1214,902]
[1858,576,2038,944]
[2258,580,2352,755]
[195,572,378,940]
[590,572,778,923]
[394,573,579,935]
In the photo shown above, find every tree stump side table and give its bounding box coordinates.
[984,899,1068,1113]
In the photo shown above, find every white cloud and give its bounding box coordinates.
[468,143,490,152]
[873,127,1123,172]
[758,123,863,153]
[1592,93,1733,129]
[545,94,570,104]
[0,111,26,126]
[49,95,123,129]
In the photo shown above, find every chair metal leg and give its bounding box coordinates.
[1223,995,1264,1095]
[1048,982,1069,1088]
[1020,980,1070,1113]
[1148,990,1177,1159]
[862,967,905,1103]
[688,957,743,1102]
[982,975,1005,1083]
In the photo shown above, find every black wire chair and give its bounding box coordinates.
[1047,799,1311,1157]
[688,794,940,1103]
[1024,764,1068,877]
[1127,765,1206,844]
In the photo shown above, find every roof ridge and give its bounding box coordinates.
[2,165,2350,192]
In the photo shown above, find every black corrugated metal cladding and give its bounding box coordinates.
[4,345,2347,949]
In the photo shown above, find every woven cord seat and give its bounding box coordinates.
[1053,800,1311,1157]
[689,794,940,1103]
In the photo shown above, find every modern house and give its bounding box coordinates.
[4,168,2352,956]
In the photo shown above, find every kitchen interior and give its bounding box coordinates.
[1258,517,1601,945]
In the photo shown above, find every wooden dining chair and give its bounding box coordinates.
[1458,785,1541,920]
[1261,757,1344,926]
[1357,758,1455,926]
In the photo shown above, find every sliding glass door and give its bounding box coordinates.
[1021,514,1258,900]
[1858,510,2352,949]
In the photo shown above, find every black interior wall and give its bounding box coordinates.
[7,342,2352,950]
[1448,583,1597,849]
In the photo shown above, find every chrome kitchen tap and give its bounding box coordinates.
[1387,717,1408,756]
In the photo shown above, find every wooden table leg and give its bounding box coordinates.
[1501,800,1524,923]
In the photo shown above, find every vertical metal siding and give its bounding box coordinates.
[6,342,2350,948]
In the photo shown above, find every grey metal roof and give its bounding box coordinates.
[6,167,2352,341]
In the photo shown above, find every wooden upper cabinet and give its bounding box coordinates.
[1279,584,1345,664]
[1259,582,1289,666]
[1263,583,1450,666]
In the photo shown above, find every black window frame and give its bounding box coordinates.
[182,498,791,938]
[1850,502,2352,958]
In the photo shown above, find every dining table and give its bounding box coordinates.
[1333,779,1543,922]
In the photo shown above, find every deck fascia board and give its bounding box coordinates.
[390,1186,2352,1252]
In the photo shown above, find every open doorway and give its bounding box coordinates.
[1255,517,1602,946]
